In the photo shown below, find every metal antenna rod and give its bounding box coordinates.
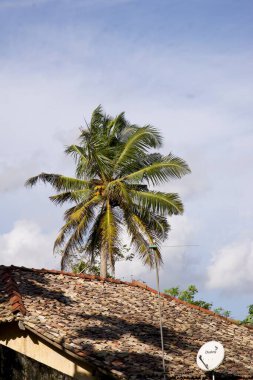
[150,243,166,380]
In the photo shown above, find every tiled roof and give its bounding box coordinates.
[0,265,253,379]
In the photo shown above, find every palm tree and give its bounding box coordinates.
[26,106,190,277]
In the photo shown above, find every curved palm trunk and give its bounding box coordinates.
[100,245,107,278]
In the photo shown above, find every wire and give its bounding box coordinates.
[162,244,200,247]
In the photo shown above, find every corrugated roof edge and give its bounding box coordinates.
[1,264,253,331]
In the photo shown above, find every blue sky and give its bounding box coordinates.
[0,0,253,319]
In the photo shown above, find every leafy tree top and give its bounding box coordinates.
[26,106,190,276]
[164,285,213,310]
[241,304,253,325]
[164,284,231,317]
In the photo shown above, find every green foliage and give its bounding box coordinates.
[164,284,231,317]
[26,106,190,274]
[72,260,100,276]
[72,245,134,277]
[241,304,253,325]
[213,307,231,318]
[164,284,213,310]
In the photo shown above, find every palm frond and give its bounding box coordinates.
[149,214,170,240]
[54,219,77,252]
[131,213,163,267]
[109,112,128,140]
[130,190,184,216]
[63,200,90,221]
[65,144,86,161]
[121,205,161,268]
[89,105,104,131]
[55,196,100,251]
[56,197,100,269]
[67,195,101,222]
[134,209,170,241]
[49,189,91,205]
[65,145,89,178]
[84,206,105,258]
[25,173,89,192]
[121,154,191,185]
[60,208,93,257]
[113,126,162,174]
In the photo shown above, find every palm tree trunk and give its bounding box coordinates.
[100,246,107,278]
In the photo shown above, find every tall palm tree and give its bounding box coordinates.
[26,106,190,277]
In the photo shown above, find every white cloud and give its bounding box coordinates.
[206,239,253,292]
[0,220,60,269]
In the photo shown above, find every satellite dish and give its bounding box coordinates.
[196,341,225,372]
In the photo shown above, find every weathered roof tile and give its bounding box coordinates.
[0,265,253,379]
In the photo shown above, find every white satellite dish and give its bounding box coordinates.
[196,341,225,372]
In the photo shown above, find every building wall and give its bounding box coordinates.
[0,323,97,380]
[0,344,73,380]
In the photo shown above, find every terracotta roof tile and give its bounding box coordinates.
[0,265,253,379]
[0,267,26,317]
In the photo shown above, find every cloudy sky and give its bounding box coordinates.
[0,0,252,319]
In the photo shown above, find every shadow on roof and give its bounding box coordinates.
[16,270,75,305]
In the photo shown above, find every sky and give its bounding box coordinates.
[0,0,252,320]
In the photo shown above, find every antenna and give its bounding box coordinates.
[149,242,200,379]
[149,242,166,380]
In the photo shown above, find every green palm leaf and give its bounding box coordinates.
[113,126,162,174]
[56,196,100,268]
[49,189,91,205]
[84,206,105,258]
[67,195,101,222]
[121,154,190,185]
[25,173,89,192]
[130,190,184,215]
[65,145,89,179]
[123,209,162,268]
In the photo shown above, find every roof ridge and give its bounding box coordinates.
[1,267,26,316]
[1,265,250,329]
[2,264,131,284]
